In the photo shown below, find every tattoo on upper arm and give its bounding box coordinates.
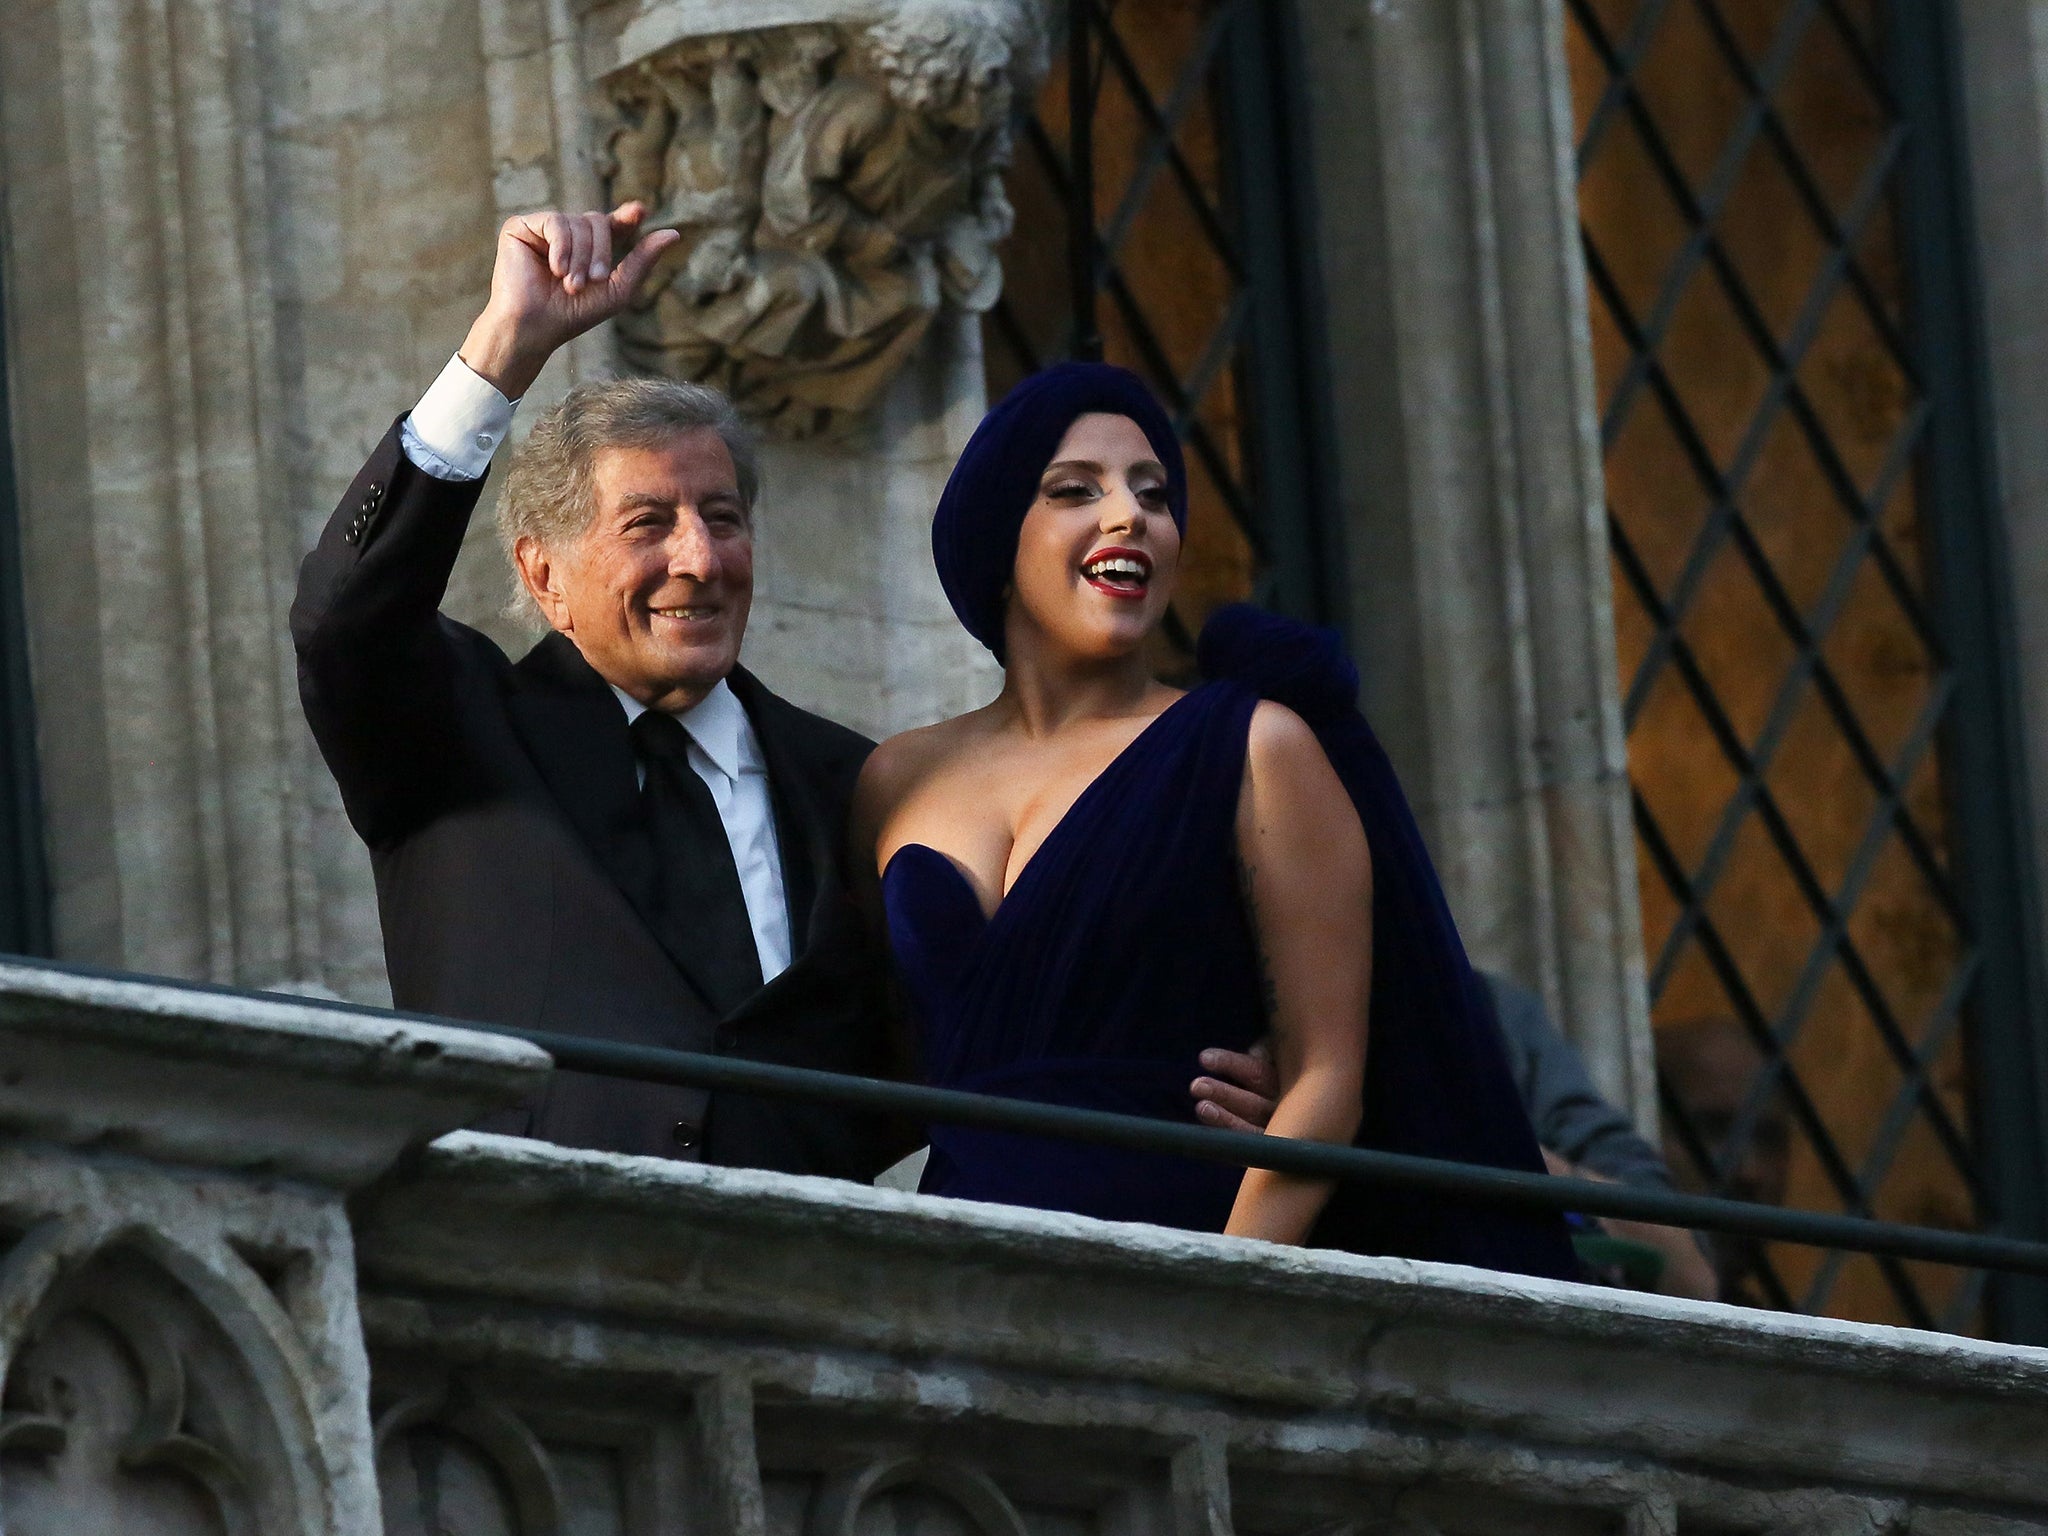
[1237,856,1282,1027]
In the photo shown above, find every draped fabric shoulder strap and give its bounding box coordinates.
[1198,605,1578,1280]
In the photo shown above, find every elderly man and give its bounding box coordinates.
[294,204,1267,1181]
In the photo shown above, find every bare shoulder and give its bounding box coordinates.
[1238,700,1369,875]
[852,710,993,829]
[1243,699,1330,783]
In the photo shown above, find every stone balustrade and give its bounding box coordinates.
[0,959,2044,1534]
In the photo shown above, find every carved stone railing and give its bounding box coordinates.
[2,961,2046,1534]
[0,960,548,1534]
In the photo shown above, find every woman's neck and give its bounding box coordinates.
[995,641,1164,738]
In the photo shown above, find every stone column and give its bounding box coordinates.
[1296,0,1656,1126]
[0,0,343,991]
[743,309,1007,740]
[1953,7,2048,762]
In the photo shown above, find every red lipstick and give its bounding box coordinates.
[1081,545,1153,600]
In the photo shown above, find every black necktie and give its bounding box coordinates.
[631,710,764,1013]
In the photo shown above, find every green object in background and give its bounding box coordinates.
[1573,1232,1667,1292]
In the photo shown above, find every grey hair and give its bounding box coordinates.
[497,375,761,622]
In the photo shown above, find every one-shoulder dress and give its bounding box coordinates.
[882,606,1579,1280]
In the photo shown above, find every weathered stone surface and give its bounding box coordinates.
[0,964,2042,1531]
[0,1154,369,1536]
[0,965,546,1533]
[1952,0,2048,1329]
[356,1130,2048,1531]
[0,960,546,1188]
[0,0,504,1007]
[742,309,1004,738]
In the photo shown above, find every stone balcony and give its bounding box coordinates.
[0,961,2044,1535]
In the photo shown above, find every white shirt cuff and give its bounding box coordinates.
[399,355,519,481]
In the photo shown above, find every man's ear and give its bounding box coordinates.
[514,535,574,635]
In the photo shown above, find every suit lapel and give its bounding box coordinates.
[506,634,730,1014]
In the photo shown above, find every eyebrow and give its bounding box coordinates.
[1041,458,1167,479]
[613,488,744,511]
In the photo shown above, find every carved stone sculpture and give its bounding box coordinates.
[601,2,1046,438]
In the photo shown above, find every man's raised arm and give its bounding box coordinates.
[288,206,678,844]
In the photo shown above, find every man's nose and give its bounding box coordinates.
[665,514,719,580]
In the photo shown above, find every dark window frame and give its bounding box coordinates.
[0,224,49,958]
[1217,0,1345,631]
[1887,0,2048,1343]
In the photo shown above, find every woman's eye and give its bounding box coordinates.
[1045,481,1095,501]
[1137,486,1169,508]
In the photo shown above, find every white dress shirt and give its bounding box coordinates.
[401,354,516,481]
[398,355,794,984]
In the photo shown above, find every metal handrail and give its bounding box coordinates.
[471,1021,2048,1281]
[7,950,2047,1282]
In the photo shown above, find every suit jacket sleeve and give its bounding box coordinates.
[290,417,493,848]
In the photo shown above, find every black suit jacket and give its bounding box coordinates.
[291,419,893,1178]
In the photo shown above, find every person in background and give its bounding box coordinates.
[1484,972,1719,1300]
[1657,1016,1793,1303]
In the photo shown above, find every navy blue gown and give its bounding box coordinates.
[883,607,1579,1280]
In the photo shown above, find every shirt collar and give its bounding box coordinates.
[611,677,757,782]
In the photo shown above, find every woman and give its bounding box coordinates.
[853,362,1574,1277]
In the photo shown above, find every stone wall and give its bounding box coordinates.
[1,0,528,999]
[1,961,2046,1535]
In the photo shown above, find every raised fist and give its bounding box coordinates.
[457,203,682,400]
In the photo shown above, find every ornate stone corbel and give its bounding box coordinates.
[597,1,1049,438]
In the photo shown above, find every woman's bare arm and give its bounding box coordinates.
[1224,702,1373,1245]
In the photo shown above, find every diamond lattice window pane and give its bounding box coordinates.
[1569,0,1988,1328]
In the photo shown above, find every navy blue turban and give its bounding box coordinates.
[931,362,1188,658]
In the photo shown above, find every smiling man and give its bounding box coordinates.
[291,203,897,1175]
[293,204,1274,1181]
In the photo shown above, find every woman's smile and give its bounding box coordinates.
[1081,545,1153,599]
